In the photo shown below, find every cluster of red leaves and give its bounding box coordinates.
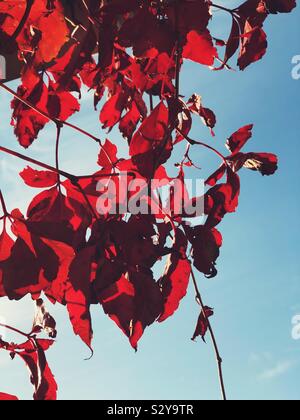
[0,0,296,400]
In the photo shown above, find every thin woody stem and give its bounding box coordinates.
[0,145,123,220]
[190,269,227,401]
[211,3,239,16]
[174,0,181,99]
[55,123,63,191]
[0,323,30,339]
[0,145,78,182]
[0,145,127,181]
[11,0,34,40]
[149,94,154,112]
[0,190,9,216]
[177,128,228,165]
[0,82,102,145]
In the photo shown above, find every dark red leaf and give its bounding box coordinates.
[192,306,214,342]
[265,0,297,13]
[99,271,163,350]
[228,152,278,175]
[186,225,223,278]
[158,229,191,322]
[130,101,172,178]
[238,23,268,70]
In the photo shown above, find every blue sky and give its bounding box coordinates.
[0,4,300,400]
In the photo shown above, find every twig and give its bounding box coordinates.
[11,0,34,40]
[190,269,227,401]
[0,190,9,217]
[211,3,239,16]
[55,123,63,191]
[0,82,101,145]
[0,145,78,182]
[174,0,181,99]
[0,323,30,340]
[177,128,228,165]
[149,94,154,112]
[0,146,125,220]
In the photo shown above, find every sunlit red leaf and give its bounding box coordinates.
[0,393,19,400]
[183,30,218,66]
[20,167,58,188]
[98,139,118,168]
[226,124,254,154]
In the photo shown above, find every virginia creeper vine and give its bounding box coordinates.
[0,0,296,401]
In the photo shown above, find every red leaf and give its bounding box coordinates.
[187,94,217,135]
[20,167,58,188]
[166,0,211,36]
[100,89,128,129]
[129,101,172,177]
[11,77,49,148]
[0,393,19,401]
[99,271,163,350]
[47,89,80,121]
[183,30,218,66]
[66,247,94,349]
[205,170,240,228]
[158,229,191,322]
[220,17,241,69]
[192,306,214,342]
[228,152,278,176]
[186,225,223,278]
[119,102,141,141]
[205,164,227,187]
[265,0,297,13]
[0,226,14,262]
[226,124,254,154]
[238,23,268,70]
[97,139,118,168]
[17,339,57,401]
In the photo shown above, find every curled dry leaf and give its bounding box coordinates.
[32,298,57,338]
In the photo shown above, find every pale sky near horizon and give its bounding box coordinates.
[0,3,300,401]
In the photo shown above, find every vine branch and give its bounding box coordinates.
[190,269,227,401]
[0,190,9,217]
[211,3,239,16]
[0,82,102,145]
[11,0,34,40]
[177,128,228,165]
[55,123,63,191]
[0,323,30,340]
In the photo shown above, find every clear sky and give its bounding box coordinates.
[0,3,300,401]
